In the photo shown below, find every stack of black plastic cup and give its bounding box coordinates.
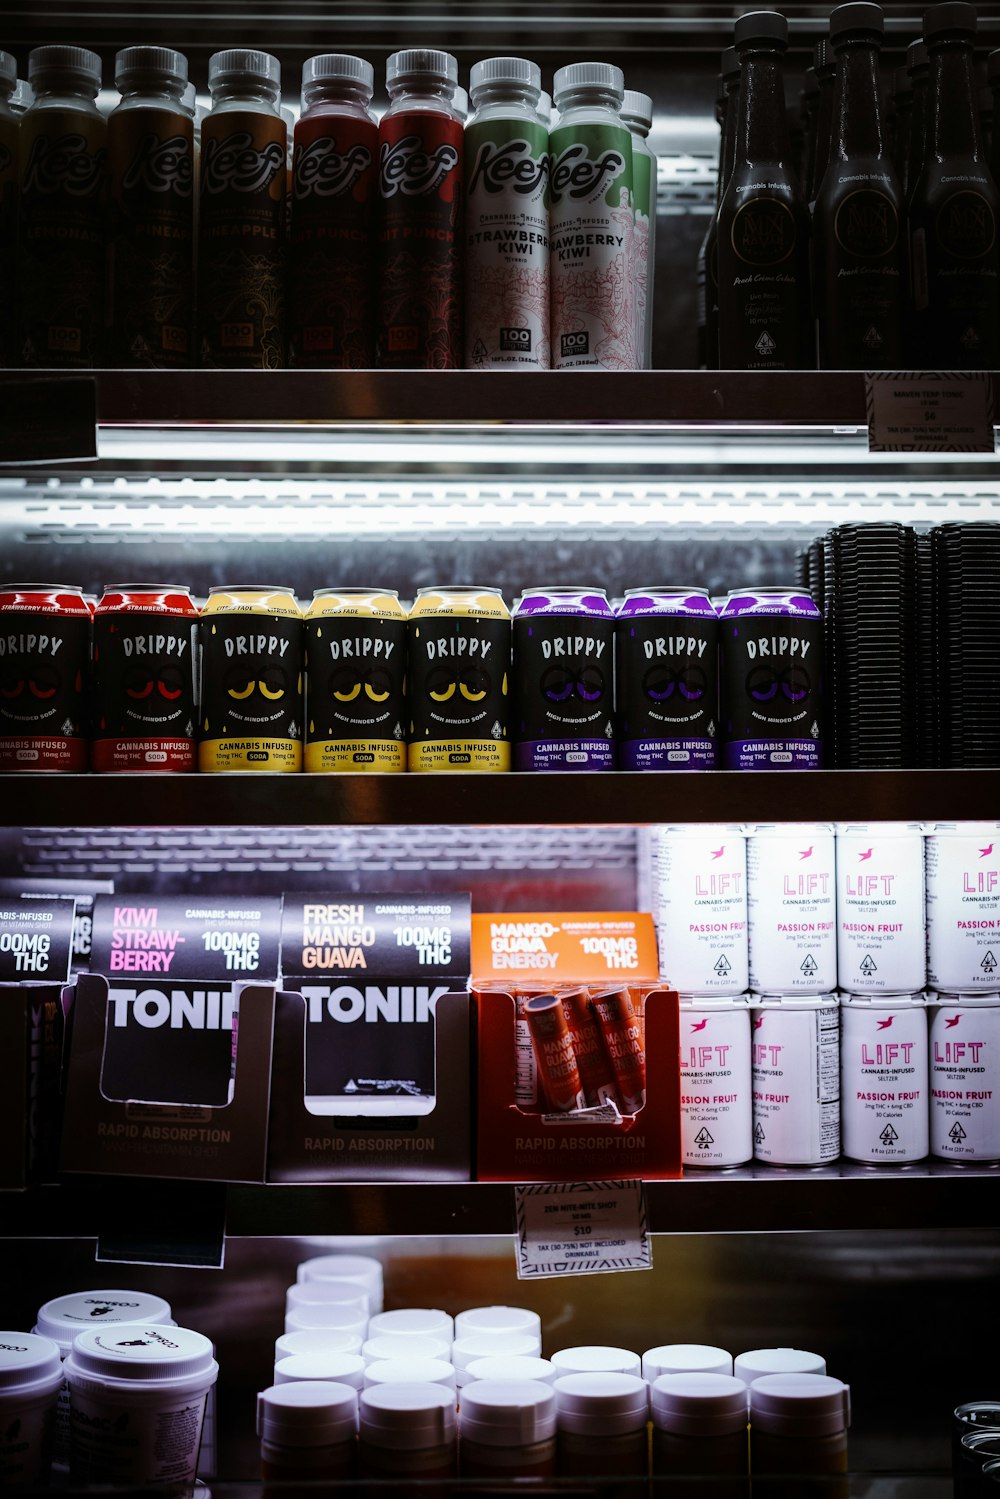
[933,522,1000,768]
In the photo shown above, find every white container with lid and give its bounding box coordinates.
[554,1371,650,1481]
[930,992,1000,1162]
[734,1347,825,1384]
[551,1345,642,1379]
[364,1358,456,1393]
[65,1325,218,1486]
[453,1333,542,1386]
[286,1282,370,1316]
[0,1331,63,1486]
[285,1303,368,1336]
[643,1343,733,1381]
[275,1329,363,1364]
[274,1353,365,1391]
[359,1384,457,1480]
[454,1306,542,1342]
[651,1371,748,1434]
[367,1308,453,1344]
[749,1372,851,1477]
[465,1355,557,1387]
[459,1378,557,1478]
[297,1254,384,1315]
[257,1381,358,1479]
[362,1334,451,1366]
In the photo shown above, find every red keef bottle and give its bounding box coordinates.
[257,1380,358,1483]
[291,54,378,368]
[377,48,463,369]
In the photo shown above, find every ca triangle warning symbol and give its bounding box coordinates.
[982,951,997,973]
[879,1123,899,1146]
[800,953,819,977]
[754,1122,765,1145]
[859,954,877,977]
[948,1121,967,1144]
[693,1127,715,1150]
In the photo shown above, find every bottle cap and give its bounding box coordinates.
[298,1254,384,1306]
[551,1346,643,1379]
[829,2,884,41]
[651,1373,750,1435]
[257,1382,358,1446]
[10,79,34,113]
[722,46,741,80]
[285,1304,368,1336]
[0,53,16,94]
[459,1379,557,1445]
[181,81,196,113]
[0,1333,63,1397]
[923,2,977,41]
[470,56,541,98]
[621,89,653,128]
[386,49,458,89]
[114,46,188,90]
[642,1344,733,1381]
[465,1355,557,1386]
[749,1373,851,1437]
[989,49,1000,82]
[368,1308,453,1344]
[734,1347,826,1384]
[28,45,102,93]
[553,1372,649,1436]
[359,1384,456,1451]
[452,1333,542,1376]
[35,1290,173,1352]
[537,89,553,120]
[734,12,789,50]
[287,1282,371,1316]
[454,1307,542,1342]
[302,53,374,101]
[66,1326,217,1387]
[453,85,469,119]
[275,1330,363,1364]
[363,1335,451,1365]
[364,1358,456,1392]
[553,61,625,105]
[908,39,929,70]
[275,1353,365,1390]
[208,49,280,95]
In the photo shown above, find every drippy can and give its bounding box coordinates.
[305,587,406,773]
[929,993,1000,1163]
[836,822,926,994]
[407,586,510,772]
[751,994,840,1165]
[0,585,89,771]
[643,825,749,995]
[91,585,198,772]
[747,823,837,992]
[720,588,823,770]
[926,822,1000,992]
[513,586,615,771]
[840,991,929,1163]
[615,588,718,771]
[679,994,755,1168]
[199,586,303,772]
[0,53,17,367]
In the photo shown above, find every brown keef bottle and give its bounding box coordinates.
[813,2,903,368]
[698,49,740,369]
[907,2,999,368]
[717,10,812,369]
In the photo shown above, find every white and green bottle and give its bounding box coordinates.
[549,62,635,369]
[621,89,656,369]
[464,56,550,369]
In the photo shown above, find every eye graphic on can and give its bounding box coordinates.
[426,663,490,706]
[225,663,288,717]
[124,665,186,703]
[643,663,707,703]
[746,664,810,704]
[0,663,64,705]
[540,664,605,705]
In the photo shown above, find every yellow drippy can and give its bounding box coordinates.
[199,586,303,772]
[305,588,407,773]
[407,586,511,773]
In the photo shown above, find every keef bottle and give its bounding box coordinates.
[813,2,904,369]
[109,46,194,366]
[549,61,636,370]
[198,48,286,368]
[377,48,464,369]
[990,51,1000,191]
[717,11,812,370]
[19,45,107,367]
[465,55,550,370]
[0,52,17,367]
[621,89,656,369]
[699,50,740,369]
[908,2,1000,369]
[290,54,378,368]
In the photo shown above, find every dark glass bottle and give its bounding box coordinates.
[988,50,1000,188]
[697,68,727,368]
[810,39,837,203]
[892,66,912,199]
[908,2,999,368]
[801,68,819,198]
[698,47,740,369]
[905,41,929,209]
[717,10,812,369]
[813,2,903,368]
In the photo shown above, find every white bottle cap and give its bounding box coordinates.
[257,1381,358,1446]
[28,46,102,94]
[459,1379,557,1445]
[621,89,653,128]
[286,1283,371,1316]
[285,1304,368,1336]
[363,1335,451,1366]
[11,79,34,113]
[469,56,542,98]
[453,1333,542,1377]
[650,1373,749,1435]
[455,1307,542,1342]
[537,89,553,121]
[364,1358,456,1393]
[734,1348,826,1385]
[208,49,280,95]
[453,86,469,120]
[34,1290,173,1354]
[181,80,196,114]
[465,1355,557,1387]
[550,1346,642,1379]
[643,1344,733,1381]
[554,1372,649,1435]
[360,1384,457,1451]
[302,53,374,100]
[386,49,458,90]
[368,1309,453,1344]
[553,62,625,106]
[0,1333,63,1397]
[275,1330,363,1364]
[66,1326,217,1389]
[298,1254,383,1311]
[274,1353,365,1391]
[0,53,17,93]
[115,46,188,91]
[749,1373,851,1437]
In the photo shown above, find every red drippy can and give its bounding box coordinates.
[525,993,585,1112]
[591,987,647,1114]
[91,585,198,772]
[377,48,463,368]
[561,987,619,1108]
[0,585,89,771]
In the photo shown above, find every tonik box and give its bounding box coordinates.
[268,893,472,1181]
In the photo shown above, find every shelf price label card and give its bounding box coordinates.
[866,371,996,453]
[515,1179,652,1278]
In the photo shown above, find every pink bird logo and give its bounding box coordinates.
[710,846,725,859]
[980,844,994,858]
[690,1018,709,1033]
[858,848,873,862]
[754,1014,764,1030]
[876,1016,894,1030]
[945,1015,961,1029]
[799,846,813,860]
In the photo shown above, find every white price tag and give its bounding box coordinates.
[866,371,996,453]
[514,1180,651,1279]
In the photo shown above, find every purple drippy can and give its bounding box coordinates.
[616,588,719,770]
[720,587,823,770]
[513,586,615,770]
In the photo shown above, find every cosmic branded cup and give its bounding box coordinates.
[720,588,823,770]
[0,585,90,772]
[305,588,407,773]
[513,586,615,771]
[616,589,719,770]
[91,585,198,772]
[407,587,511,772]
[199,586,303,772]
